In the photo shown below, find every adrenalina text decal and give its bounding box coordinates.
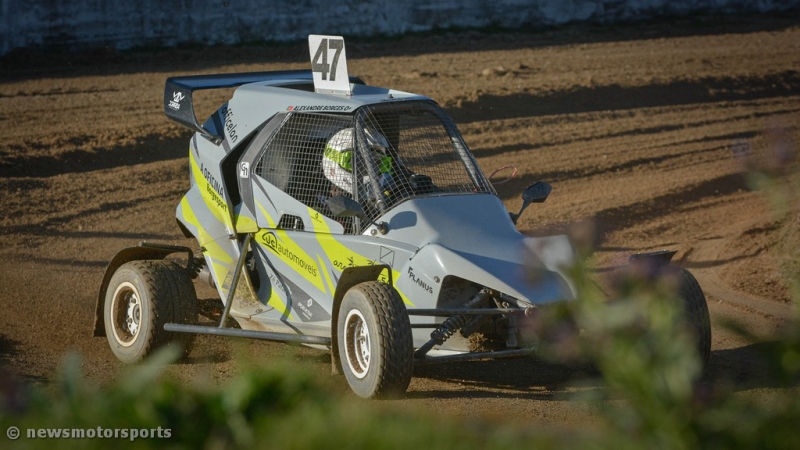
[200,163,227,212]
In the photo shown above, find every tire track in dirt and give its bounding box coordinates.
[451,71,800,124]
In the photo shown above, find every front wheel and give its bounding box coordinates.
[337,281,413,399]
[103,260,197,363]
[675,267,712,369]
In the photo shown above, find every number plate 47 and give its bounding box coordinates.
[308,35,351,95]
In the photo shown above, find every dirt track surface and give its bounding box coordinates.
[1,14,799,424]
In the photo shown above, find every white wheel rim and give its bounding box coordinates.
[343,309,371,379]
[110,281,142,348]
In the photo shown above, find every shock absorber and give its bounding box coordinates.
[414,289,492,360]
[429,315,470,347]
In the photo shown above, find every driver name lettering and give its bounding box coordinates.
[286,105,351,112]
[261,232,318,277]
[407,267,433,294]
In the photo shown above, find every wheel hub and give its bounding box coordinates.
[344,309,371,379]
[111,281,142,347]
[125,294,141,336]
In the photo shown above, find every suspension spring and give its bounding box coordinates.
[430,314,470,346]
[414,289,493,360]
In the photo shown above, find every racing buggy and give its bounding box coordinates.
[94,36,711,398]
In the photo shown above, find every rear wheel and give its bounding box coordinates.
[104,260,197,363]
[337,281,413,398]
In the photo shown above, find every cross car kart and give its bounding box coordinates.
[93,36,711,398]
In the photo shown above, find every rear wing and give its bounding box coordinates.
[164,69,365,143]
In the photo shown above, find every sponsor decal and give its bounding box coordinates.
[292,295,331,322]
[222,106,239,144]
[286,105,352,112]
[239,162,250,178]
[379,246,395,266]
[221,272,233,291]
[407,266,434,295]
[261,232,318,277]
[296,298,314,320]
[333,256,355,271]
[268,272,289,298]
[333,256,378,271]
[200,163,228,212]
[168,91,184,110]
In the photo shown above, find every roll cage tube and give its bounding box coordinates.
[428,105,493,193]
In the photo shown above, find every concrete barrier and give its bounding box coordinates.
[1,0,797,56]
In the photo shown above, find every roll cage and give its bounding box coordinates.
[244,100,496,233]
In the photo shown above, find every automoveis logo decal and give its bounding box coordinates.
[260,232,318,277]
[168,91,185,111]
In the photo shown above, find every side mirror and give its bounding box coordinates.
[325,195,388,234]
[522,181,552,204]
[510,181,552,225]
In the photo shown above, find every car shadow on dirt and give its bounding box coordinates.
[706,341,800,390]
[0,334,20,366]
[0,334,48,386]
[404,340,799,400]
[410,358,603,398]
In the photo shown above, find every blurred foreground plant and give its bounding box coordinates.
[553,120,800,450]
[0,347,563,450]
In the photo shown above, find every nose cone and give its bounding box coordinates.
[411,243,574,305]
[382,194,576,304]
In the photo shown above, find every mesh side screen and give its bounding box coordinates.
[254,113,353,222]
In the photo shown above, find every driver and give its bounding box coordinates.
[322,127,395,202]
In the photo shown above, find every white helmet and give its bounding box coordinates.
[322,127,391,195]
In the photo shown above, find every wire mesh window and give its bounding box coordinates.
[356,101,495,212]
[254,112,353,222]
[253,101,494,234]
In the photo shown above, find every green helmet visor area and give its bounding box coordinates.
[325,145,392,175]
